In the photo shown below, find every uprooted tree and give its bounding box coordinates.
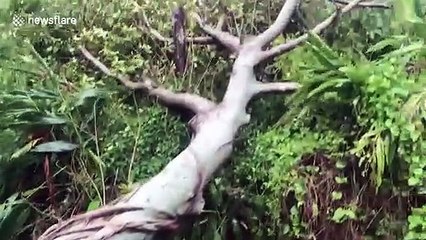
[38,0,389,239]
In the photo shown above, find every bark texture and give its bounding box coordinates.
[38,0,388,239]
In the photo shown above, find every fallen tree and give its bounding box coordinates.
[38,0,389,239]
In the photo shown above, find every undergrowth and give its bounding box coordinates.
[0,0,425,239]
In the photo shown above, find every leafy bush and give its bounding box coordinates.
[0,0,426,239]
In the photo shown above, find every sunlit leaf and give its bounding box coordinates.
[36,116,68,125]
[366,35,407,53]
[10,139,40,160]
[86,199,101,211]
[74,88,108,107]
[307,78,351,99]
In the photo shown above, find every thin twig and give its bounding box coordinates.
[79,46,216,113]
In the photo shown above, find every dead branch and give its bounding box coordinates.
[39,1,386,239]
[251,0,301,48]
[136,24,216,45]
[172,6,188,74]
[258,0,390,61]
[137,4,229,48]
[253,82,301,95]
[191,13,240,52]
[138,11,214,45]
[79,46,215,113]
[334,0,391,9]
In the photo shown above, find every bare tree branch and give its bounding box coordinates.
[138,13,211,44]
[137,6,228,46]
[259,0,388,61]
[188,14,227,44]
[258,12,339,61]
[79,46,216,113]
[172,6,188,75]
[251,0,301,48]
[192,13,241,52]
[334,0,390,9]
[252,81,301,95]
[136,24,216,45]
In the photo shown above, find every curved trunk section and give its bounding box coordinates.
[38,0,378,238]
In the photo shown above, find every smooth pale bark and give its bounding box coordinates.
[38,0,387,239]
[40,46,297,240]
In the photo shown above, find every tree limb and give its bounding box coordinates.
[79,46,216,113]
[138,17,213,44]
[259,0,388,61]
[251,0,301,48]
[334,0,390,9]
[172,6,188,75]
[136,24,216,45]
[252,81,301,95]
[192,13,241,52]
[138,6,227,46]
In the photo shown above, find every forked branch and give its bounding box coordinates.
[251,0,301,48]
[137,3,236,50]
[138,10,215,45]
[79,46,215,113]
[258,0,391,61]
[334,0,390,8]
[192,13,240,53]
[253,82,301,95]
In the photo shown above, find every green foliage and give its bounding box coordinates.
[331,207,357,224]
[271,9,425,238]
[406,205,426,240]
[0,193,30,239]
[0,0,426,239]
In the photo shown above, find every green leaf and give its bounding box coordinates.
[37,116,68,125]
[305,33,342,70]
[74,88,107,107]
[0,194,30,239]
[385,42,425,58]
[32,141,78,153]
[308,44,340,69]
[331,207,356,223]
[331,191,343,200]
[366,36,407,53]
[307,78,351,99]
[408,177,421,186]
[10,89,58,100]
[10,139,39,160]
[307,32,340,61]
[340,65,371,83]
[86,199,101,211]
[335,176,348,184]
[374,135,387,188]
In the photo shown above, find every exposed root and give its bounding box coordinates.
[39,205,179,240]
